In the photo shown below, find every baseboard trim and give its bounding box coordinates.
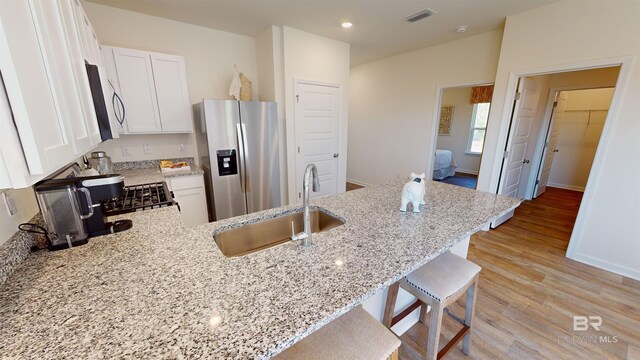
[455,169,479,175]
[346,178,373,187]
[547,182,585,192]
[568,252,640,281]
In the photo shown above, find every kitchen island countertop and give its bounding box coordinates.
[0,180,520,359]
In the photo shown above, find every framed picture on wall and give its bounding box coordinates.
[439,105,455,135]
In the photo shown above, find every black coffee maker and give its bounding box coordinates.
[75,174,132,237]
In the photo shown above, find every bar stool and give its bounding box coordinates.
[383,251,481,360]
[275,305,401,360]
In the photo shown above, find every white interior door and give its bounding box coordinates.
[492,77,542,227]
[294,81,340,200]
[534,91,567,198]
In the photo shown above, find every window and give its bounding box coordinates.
[467,102,490,154]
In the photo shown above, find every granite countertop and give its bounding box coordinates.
[116,164,205,186]
[0,180,521,359]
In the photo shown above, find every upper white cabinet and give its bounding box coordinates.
[0,0,111,189]
[151,53,193,132]
[113,48,163,133]
[102,46,193,134]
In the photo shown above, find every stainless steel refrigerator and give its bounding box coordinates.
[194,99,281,221]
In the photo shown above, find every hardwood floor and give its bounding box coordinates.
[399,187,640,360]
[346,182,364,191]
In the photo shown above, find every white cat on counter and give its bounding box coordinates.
[400,172,426,213]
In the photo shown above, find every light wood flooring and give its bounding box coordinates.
[399,187,640,360]
[346,182,364,191]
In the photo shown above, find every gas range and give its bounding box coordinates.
[103,181,176,215]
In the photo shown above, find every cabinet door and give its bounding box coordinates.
[101,47,126,135]
[173,187,208,227]
[0,0,77,175]
[113,48,162,133]
[150,53,193,132]
[57,0,102,149]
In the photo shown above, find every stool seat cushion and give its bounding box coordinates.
[274,306,400,360]
[404,251,481,303]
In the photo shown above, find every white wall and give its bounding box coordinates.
[348,30,503,185]
[83,2,259,163]
[477,1,640,280]
[548,88,613,191]
[255,26,288,204]
[0,188,39,245]
[436,87,481,174]
[282,27,350,202]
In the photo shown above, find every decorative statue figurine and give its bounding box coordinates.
[400,172,426,213]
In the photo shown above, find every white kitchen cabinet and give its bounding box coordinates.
[150,53,193,132]
[102,46,193,134]
[113,48,163,133]
[167,175,208,227]
[0,0,112,189]
[0,1,77,178]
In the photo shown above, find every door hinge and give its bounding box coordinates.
[297,146,300,153]
[544,141,549,148]
[515,92,521,101]
[553,101,558,107]
[503,150,509,159]
[535,179,540,185]
[298,192,301,199]
[296,94,299,103]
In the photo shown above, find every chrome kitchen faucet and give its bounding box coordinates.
[291,164,320,246]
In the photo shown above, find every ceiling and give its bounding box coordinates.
[86,0,558,65]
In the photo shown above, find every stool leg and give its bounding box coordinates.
[419,303,428,324]
[463,277,479,355]
[427,301,443,360]
[383,282,400,328]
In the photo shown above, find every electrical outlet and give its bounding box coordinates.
[143,144,152,154]
[121,146,130,157]
[178,144,185,153]
[2,192,17,217]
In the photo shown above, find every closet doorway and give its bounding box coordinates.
[432,84,494,189]
[493,66,620,230]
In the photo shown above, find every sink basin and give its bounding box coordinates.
[214,209,344,257]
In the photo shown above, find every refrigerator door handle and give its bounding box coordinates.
[236,123,246,193]
[240,123,250,192]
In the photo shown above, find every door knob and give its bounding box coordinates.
[553,149,559,153]
[333,153,339,158]
[522,159,530,164]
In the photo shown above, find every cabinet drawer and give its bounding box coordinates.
[169,174,204,191]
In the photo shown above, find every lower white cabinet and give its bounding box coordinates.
[167,175,208,227]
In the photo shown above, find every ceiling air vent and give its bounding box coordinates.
[406,8,436,23]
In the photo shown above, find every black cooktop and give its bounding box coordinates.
[103,181,176,215]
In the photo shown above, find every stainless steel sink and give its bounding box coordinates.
[214,209,344,257]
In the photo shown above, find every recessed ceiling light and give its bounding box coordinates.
[341,22,353,29]
[456,25,468,33]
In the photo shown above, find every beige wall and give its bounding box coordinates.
[348,30,503,185]
[282,27,350,202]
[478,1,640,280]
[548,88,614,191]
[83,1,259,163]
[436,87,481,174]
[0,188,39,245]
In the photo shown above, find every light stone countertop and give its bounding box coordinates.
[116,165,205,186]
[0,180,521,359]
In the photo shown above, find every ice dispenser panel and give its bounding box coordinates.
[216,149,238,176]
